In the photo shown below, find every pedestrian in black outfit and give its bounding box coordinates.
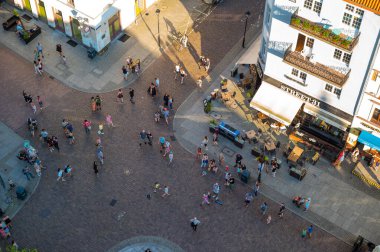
[93,161,99,176]
[234,154,243,167]
[278,203,285,218]
[129,88,134,103]
[190,217,200,231]
[163,93,169,106]
[52,136,60,152]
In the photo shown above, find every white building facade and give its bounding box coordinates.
[6,0,156,52]
[251,0,380,158]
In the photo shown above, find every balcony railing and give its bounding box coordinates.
[290,9,360,52]
[283,46,350,87]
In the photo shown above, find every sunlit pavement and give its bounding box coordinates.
[0,0,353,251]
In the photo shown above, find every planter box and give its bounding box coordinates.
[289,167,306,181]
[2,15,20,31]
[22,26,41,44]
[233,138,244,149]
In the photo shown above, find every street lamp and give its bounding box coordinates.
[242,11,251,48]
[155,9,161,48]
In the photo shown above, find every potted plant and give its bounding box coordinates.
[292,18,301,26]
[209,119,218,133]
[302,21,310,29]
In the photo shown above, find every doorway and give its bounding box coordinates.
[108,12,121,40]
[37,0,47,23]
[54,9,65,32]
[295,33,306,52]
[70,17,82,43]
[22,0,32,13]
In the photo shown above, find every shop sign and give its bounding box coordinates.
[360,121,380,134]
[280,85,320,107]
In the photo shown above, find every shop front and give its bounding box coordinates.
[250,77,352,161]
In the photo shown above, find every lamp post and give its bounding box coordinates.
[242,11,251,48]
[156,9,161,48]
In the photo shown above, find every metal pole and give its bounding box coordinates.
[242,16,248,48]
[242,11,250,48]
[156,9,161,48]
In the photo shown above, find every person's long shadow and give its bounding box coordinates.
[140,13,159,47]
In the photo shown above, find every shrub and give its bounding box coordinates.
[322,29,330,38]
[292,18,301,26]
[302,21,310,29]
[313,25,322,33]
[341,40,350,47]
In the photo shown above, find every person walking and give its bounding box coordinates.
[139,130,147,146]
[253,181,260,196]
[212,182,220,200]
[278,203,285,218]
[190,217,200,231]
[307,225,313,238]
[106,114,114,127]
[234,154,243,167]
[36,42,44,58]
[205,58,211,71]
[168,96,173,110]
[213,131,218,145]
[98,123,104,135]
[95,95,102,111]
[163,141,171,157]
[90,97,96,112]
[93,161,99,176]
[218,152,225,166]
[304,198,311,211]
[146,131,153,145]
[260,202,268,215]
[37,96,44,110]
[37,59,43,74]
[64,164,73,178]
[22,166,35,180]
[196,77,203,88]
[97,149,104,165]
[266,215,272,224]
[200,154,209,168]
[122,66,128,80]
[155,77,160,89]
[117,89,124,103]
[83,119,92,133]
[168,151,174,165]
[34,61,41,75]
[163,93,169,106]
[40,129,48,142]
[201,136,209,151]
[52,136,60,152]
[200,193,210,206]
[244,192,254,207]
[31,103,37,114]
[174,63,180,80]
[129,88,135,103]
[161,185,170,198]
[57,168,65,182]
[180,68,187,84]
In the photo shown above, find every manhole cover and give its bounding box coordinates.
[110,199,117,206]
[222,147,235,157]
[38,208,51,218]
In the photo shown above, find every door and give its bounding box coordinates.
[295,33,306,52]
[108,12,121,40]
[71,18,82,43]
[22,0,32,13]
[54,9,65,32]
[37,0,47,23]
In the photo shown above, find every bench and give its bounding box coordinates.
[2,15,20,31]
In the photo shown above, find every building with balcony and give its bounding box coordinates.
[5,0,156,52]
[249,0,380,158]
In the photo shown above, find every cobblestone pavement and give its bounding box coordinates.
[0,0,351,251]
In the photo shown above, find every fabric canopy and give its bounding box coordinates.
[357,130,380,151]
[250,82,303,126]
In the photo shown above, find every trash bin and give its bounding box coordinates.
[16,186,27,200]
[87,47,97,59]
[240,170,250,183]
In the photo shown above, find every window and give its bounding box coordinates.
[345,4,354,12]
[333,87,342,97]
[313,1,322,15]
[67,0,75,6]
[304,0,313,9]
[352,16,362,29]
[356,9,364,16]
[333,49,342,60]
[342,13,352,25]
[291,68,299,76]
[342,53,351,65]
[306,37,314,48]
[371,108,380,124]
[300,72,307,82]
[325,84,333,92]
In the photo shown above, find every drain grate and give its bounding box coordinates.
[67,39,78,47]
[222,147,235,157]
[110,199,117,206]
[118,33,130,43]
[21,14,32,21]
